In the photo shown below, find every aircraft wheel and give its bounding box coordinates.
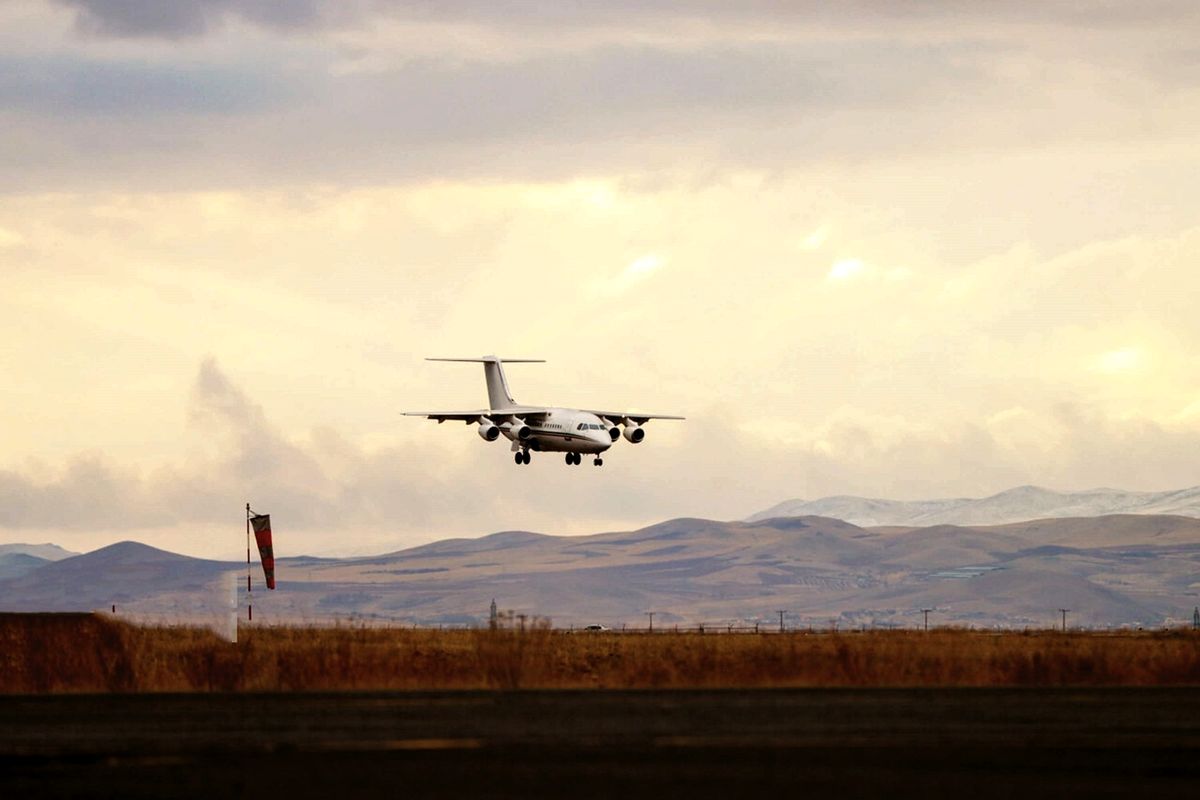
[523,452,532,465]
[515,453,524,466]
[565,453,573,466]
[593,457,603,466]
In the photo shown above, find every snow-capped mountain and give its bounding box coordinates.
[747,486,1200,527]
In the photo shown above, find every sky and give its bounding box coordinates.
[3,1,1200,559]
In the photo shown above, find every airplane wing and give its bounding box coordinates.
[403,408,549,423]
[582,410,686,425]
[402,410,490,424]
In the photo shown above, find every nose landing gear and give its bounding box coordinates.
[593,457,603,466]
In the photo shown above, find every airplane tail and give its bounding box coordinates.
[425,356,544,410]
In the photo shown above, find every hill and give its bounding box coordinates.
[0,541,232,613]
[2,515,1197,629]
[0,543,79,582]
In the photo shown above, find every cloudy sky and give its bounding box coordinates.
[3,1,1200,558]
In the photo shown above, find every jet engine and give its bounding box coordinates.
[622,422,645,443]
[502,421,532,440]
[477,422,501,442]
[606,425,620,442]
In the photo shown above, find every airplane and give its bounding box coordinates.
[404,356,683,466]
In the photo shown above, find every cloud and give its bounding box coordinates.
[0,358,446,538]
[0,55,289,117]
[827,258,864,282]
[49,2,1200,43]
[0,226,23,248]
[800,226,828,251]
[1093,346,1144,374]
[824,256,911,285]
[0,35,986,191]
[732,401,1200,504]
[601,254,665,296]
[11,2,1200,193]
[55,0,325,39]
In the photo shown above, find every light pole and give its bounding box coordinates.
[921,609,932,631]
[646,611,655,633]
[776,610,786,633]
[1058,608,1069,632]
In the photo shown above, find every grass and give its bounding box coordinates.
[1,613,1198,693]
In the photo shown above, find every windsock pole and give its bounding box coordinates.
[246,503,253,622]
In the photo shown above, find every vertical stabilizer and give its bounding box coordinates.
[483,359,516,410]
[425,357,545,410]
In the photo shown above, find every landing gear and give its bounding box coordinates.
[515,451,531,465]
[565,453,575,466]
[565,452,583,466]
[593,457,603,466]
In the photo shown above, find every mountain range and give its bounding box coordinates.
[1,510,1197,630]
[747,485,1200,527]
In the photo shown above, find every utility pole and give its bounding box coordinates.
[776,610,786,633]
[1193,606,1199,630]
[645,611,655,633]
[921,609,932,631]
[1059,608,1070,632]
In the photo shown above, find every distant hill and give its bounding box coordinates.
[0,543,78,582]
[0,541,232,613]
[2,515,1197,629]
[747,486,1200,527]
[0,543,77,560]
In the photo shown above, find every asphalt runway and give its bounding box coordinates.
[3,688,1199,798]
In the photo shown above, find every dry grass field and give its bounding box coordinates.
[1,613,1198,693]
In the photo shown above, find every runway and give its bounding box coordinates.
[3,688,1199,798]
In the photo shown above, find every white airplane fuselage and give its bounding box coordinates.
[501,408,615,454]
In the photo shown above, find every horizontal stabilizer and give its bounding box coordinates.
[426,357,545,363]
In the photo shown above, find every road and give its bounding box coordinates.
[3,688,1199,798]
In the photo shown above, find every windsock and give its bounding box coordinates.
[250,514,276,590]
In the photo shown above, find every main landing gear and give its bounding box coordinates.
[514,450,531,465]
[564,453,602,467]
